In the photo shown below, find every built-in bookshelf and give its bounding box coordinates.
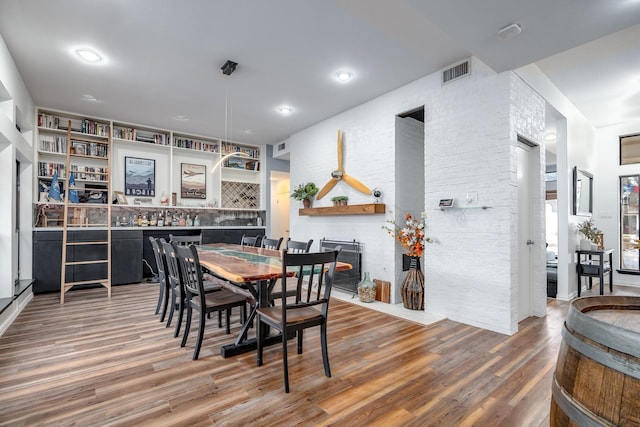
[34,108,264,217]
[112,122,170,146]
[173,133,220,153]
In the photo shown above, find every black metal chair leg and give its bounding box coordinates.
[193,309,206,360]
[282,328,290,393]
[181,305,192,347]
[155,281,164,314]
[321,323,331,378]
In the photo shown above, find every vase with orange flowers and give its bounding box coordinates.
[383,212,432,310]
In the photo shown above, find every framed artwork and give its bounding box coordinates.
[124,157,155,197]
[114,191,127,205]
[181,163,206,199]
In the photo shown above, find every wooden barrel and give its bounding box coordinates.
[551,296,640,426]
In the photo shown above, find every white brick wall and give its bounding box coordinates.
[289,57,546,335]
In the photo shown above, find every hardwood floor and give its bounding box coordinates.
[0,283,637,426]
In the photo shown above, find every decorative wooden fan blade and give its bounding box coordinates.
[342,173,371,195]
[337,129,343,171]
[316,179,338,200]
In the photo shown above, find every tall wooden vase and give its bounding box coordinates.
[401,256,424,310]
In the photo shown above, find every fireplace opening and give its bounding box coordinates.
[320,238,361,293]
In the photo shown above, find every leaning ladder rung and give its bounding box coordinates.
[62,279,109,289]
[65,259,109,266]
[66,241,109,246]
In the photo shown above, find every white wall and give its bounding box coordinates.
[595,121,640,287]
[516,64,597,300]
[0,34,35,333]
[289,57,546,335]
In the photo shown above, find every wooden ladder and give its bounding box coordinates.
[60,120,112,303]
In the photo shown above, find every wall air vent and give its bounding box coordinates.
[442,59,470,85]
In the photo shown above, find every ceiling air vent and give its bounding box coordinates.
[442,59,470,85]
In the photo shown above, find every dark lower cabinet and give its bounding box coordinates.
[33,228,266,292]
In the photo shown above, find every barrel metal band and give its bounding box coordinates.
[567,299,640,357]
[552,376,608,427]
[562,325,640,380]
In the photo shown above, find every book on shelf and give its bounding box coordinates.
[38,135,67,153]
[38,161,65,178]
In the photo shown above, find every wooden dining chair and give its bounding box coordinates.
[257,248,340,392]
[286,238,313,253]
[241,234,262,248]
[175,243,248,360]
[162,240,225,338]
[149,237,170,321]
[261,236,284,250]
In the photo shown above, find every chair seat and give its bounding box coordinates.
[258,305,322,326]
[188,289,247,311]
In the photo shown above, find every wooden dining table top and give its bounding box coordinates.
[196,243,351,284]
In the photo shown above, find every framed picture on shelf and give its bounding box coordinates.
[114,191,127,205]
[181,163,206,199]
[73,142,86,155]
[124,157,155,197]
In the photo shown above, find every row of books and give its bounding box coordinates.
[113,127,169,145]
[69,165,108,181]
[38,113,109,136]
[39,135,67,153]
[174,137,219,153]
[38,161,65,178]
[71,140,108,157]
[221,142,260,158]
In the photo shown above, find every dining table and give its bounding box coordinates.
[196,243,351,357]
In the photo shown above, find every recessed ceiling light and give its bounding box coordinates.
[278,106,293,115]
[240,129,254,135]
[81,94,101,103]
[172,115,189,121]
[336,71,352,82]
[544,132,557,141]
[497,23,522,39]
[75,48,103,63]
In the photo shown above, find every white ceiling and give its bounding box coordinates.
[0,0,639,146]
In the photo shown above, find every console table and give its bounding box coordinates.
[576,249,614,297]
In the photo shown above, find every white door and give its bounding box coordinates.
[517,143,533,321]
[269,171,290,241]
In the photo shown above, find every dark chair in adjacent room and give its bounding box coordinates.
[261,236,284,250]
[257,248,340,392]
[175,244,248,360]
[241,234,262,248]
[149,237,170,321]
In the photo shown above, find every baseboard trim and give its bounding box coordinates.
[0,289,33,336]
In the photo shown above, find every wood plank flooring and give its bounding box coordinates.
[0,283,637,426]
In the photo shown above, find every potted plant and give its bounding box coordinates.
[290,182,318,208]
[331,195,349,206]
[577,218,601,250]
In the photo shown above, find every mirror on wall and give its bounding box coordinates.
[573,166,593,216]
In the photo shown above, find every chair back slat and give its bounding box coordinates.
[161,239,181,296]
[170,234,202,246]
[262,236,284,250]
[174,244,204,298]
[280,248,340,322]
[286,238,313,254]
[149,237,167,281]
[241,234,262,248]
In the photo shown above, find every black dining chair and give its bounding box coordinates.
[286,238,313,253]
[162,240,226,338]
[149,237,170,321]
[169,233,202,246]
[261,236,284,250]
[175,243,248,360]
[257,248,340,392]
[269,238,315,305]
[241,234,262,248]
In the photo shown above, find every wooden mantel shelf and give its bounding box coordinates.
[298,203,386,216]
